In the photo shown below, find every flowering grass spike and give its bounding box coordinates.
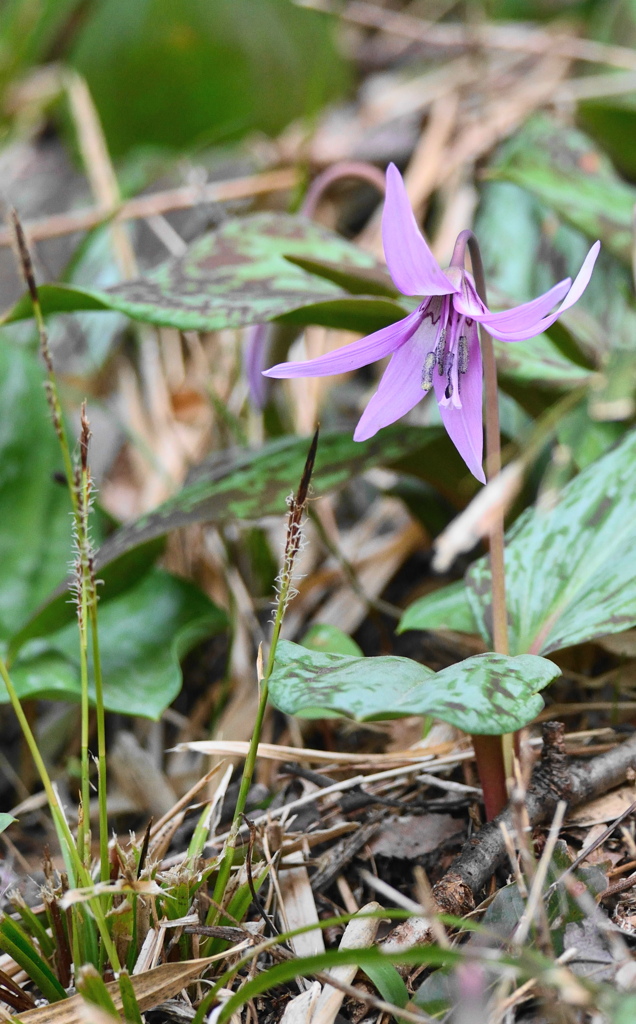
[264,163,600,482]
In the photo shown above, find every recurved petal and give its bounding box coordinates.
[353,321,433,441]
[485,241,600,342]
[455,278,571,331]
[382,163,457,298]
[433,323,485,483]
[263,309,421,379]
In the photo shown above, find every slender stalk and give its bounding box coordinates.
[76,406,109,882]
[8,213,113,946]
[0,656,121,970]
[90,602,109,883]
[209,429,319,921]
[9,211,76,510]
[75,449,92,866]
[454,232,509,819]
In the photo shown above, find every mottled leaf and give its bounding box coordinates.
[284,255,399,297]
[11,426,440,652]
[466,428,636,655]
[93,427,439,576]
[268,640,560,735]
[7,570,226,719]
[1,213,406,333]
[398,580,479,635]
[276,295,408,333]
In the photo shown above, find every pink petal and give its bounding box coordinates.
[456,278,571,331]
[353,318,435,441]
[263,309,421,379]
[485,241,600,342]
[433,324,485,483]
[382,163,457,298]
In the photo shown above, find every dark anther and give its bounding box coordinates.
[436,327,447,375]
[421,351,435,392]
[458,336,468,373]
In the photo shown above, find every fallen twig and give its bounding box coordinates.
[383,722,636,951]
[0,168,298,248]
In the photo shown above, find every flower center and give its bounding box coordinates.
[420,297,471,410]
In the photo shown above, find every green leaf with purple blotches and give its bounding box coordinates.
[466,427,636,655]
[268,640,560,735]
[1,213,408,334]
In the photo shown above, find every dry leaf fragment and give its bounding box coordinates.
[311,901,383,1024]
[14,954,247,1024]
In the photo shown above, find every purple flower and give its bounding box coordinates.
[264,163,600,483]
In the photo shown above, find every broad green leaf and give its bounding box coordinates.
[489,113,636,264]
[276,296,408,334]
[398,580,479,635]
[466,428,636,655]
[0,814,16,833]
[69,0,349,156]
[0,340,75,639]
[11,426,440,653]
[268,640,560,735]
[300,623,363,657]
[7,570,226,719]
[2,213,406,334]
[8,538,165,657]
[92,427,442,579]
[284,255,399,297]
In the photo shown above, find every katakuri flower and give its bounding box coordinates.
[263,163,600,483]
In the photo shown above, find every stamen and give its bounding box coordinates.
[458,336,468,374]
[445,352,454,399]
[421,351,435,392]
[436,328,447,375]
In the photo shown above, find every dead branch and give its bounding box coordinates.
[0,168,298,248]
[383,723,636,951]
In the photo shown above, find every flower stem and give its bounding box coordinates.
[464,233,509,819]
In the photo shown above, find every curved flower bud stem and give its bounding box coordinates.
[464,233,509,821]
[300,161,386,218]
